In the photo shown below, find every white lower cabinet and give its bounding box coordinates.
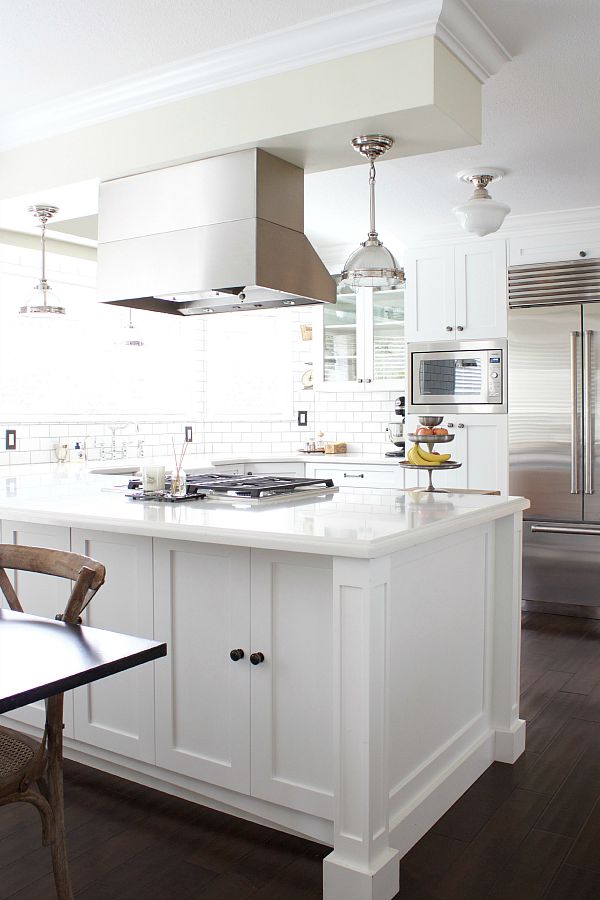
[0,520,74,735]
[250,550,333,818]
[154,540,251,793]
[153,540,333,816]
[305,462,404,489]
[405,416,507,493]
[444,416,508,493]
[212,463,243,475]
[244,462,305,477]
[71,529,155,762]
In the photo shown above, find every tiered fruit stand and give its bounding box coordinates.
[399,416,462,493]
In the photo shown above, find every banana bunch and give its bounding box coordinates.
[407,443,451,467]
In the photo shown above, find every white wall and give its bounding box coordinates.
[0,235,399,464]
[200,307,400,457]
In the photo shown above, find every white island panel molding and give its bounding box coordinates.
[0,473,527,900]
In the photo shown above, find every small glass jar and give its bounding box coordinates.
[170,468,187,498]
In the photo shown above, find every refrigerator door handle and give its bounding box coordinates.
[584,329,593,495]
[531,525,600,536]
[570,330,581,494]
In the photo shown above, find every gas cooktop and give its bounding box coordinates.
[127,473,339,504]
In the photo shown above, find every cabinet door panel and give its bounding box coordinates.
[364,289,407,390]
[0,521,73,735]
[446,417,507,494]
[509,230,600,266]
[71,530,154,761]
[314,291,362,391]
[251,550,333,818]
[405,247,454,342]
[454,240,507,339]
[154,540,251,792]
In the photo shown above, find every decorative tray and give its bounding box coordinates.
[128,491,206,503]
[399,460,461,471]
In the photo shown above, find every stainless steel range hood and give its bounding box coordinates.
[97,148,336,315]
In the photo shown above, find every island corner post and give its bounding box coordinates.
[324,507,525,900]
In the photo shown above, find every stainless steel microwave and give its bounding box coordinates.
[407,339,508,414]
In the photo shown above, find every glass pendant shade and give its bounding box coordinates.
[19,281,65,317]
[341,238,404,288]
[340,135,404,290]
[19,205,66,317]
[453,170,510,237]
[453,198,510,237]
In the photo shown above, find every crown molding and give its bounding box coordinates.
[436,0,510,83]
[0,0,510,153]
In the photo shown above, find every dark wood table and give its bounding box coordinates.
[0,607,166,713]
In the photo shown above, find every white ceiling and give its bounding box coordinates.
[2,0,599,254]
[0,0,369,117]
[306,0,600,253]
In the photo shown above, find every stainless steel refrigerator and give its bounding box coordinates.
[508,258,600,617]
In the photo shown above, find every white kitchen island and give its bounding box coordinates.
[0,471,528,900]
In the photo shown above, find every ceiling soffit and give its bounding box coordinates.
[0,0,509,153]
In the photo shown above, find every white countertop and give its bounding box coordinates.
[0,469,528,559]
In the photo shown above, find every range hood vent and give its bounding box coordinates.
[97,149,336,315]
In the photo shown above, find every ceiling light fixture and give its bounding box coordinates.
[19,205,66,317]
[453,168,510,237]
[341,135,404,289]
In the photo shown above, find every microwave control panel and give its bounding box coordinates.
[488,353,503,400]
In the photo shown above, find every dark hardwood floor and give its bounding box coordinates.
[3,611,600,899]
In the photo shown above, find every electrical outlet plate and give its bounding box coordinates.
[185,426,193,442]
[5,429,16,451]
[297,411,308,427]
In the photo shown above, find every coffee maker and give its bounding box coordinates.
[385,396,405,457]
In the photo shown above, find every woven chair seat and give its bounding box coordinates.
[0,726,42,792]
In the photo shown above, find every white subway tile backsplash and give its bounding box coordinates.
[30,425,50,438]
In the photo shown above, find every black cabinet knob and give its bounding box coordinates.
[229,648,244,661]
[250,652,265,666]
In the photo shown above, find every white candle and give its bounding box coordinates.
[142,465,165,492]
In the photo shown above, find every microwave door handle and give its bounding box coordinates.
[571,331,581,494]
[584,330,593,494]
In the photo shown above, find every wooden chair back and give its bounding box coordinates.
[0,545,106,624]
[0,545,106,899]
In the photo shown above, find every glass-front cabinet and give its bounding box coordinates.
[314,285,405,391]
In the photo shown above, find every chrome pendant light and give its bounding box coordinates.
[341,135,404,289]
[453,169,510,237]
[19,205,66,317]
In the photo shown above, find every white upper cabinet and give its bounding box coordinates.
[405,240,507,342]
[508,228,600,267]
[314,286,405,392]
[404,246,455,342]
